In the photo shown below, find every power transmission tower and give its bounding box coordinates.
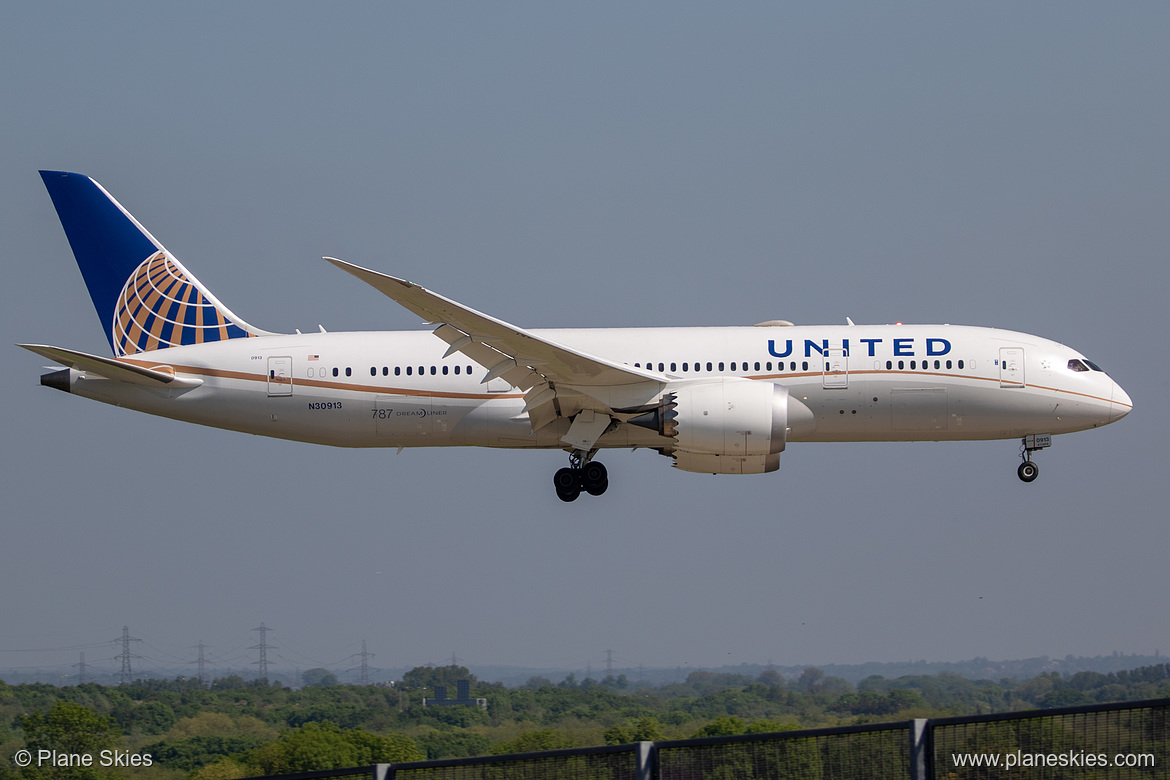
[359,640,373,686]
[250,623,276,682]
[606,649,614,678]
[74,652,87,685]
[114,626,142,685]
[196,641,208,687]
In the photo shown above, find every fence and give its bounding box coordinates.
[238,697,1168,780]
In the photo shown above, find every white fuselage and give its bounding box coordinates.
[63,324,1131,452]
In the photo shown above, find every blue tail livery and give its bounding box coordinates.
[39,171,265,356]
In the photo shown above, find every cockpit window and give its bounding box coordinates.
[1068,358,1106,373]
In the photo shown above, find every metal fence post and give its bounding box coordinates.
[636,741,657,780]
[373,763,393,780]
[909,719,928,780]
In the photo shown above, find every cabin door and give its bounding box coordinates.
[267,356,293,396]
[999,348,1025,388]
[822,349,848,389]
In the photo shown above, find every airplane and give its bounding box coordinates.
[22,171,1132,501]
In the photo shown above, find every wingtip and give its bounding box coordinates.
[326,258,416,289]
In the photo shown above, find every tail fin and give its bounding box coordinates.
[39,171,268,357]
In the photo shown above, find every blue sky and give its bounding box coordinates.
[2,3,1167,681]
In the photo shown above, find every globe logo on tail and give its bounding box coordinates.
[113,252,249,356]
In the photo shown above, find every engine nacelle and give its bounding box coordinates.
[630,378,802,474]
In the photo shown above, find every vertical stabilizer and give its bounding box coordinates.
[39,171,268,356]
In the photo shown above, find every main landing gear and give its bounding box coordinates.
[1017,434,1051,483]
[553,451,608,502]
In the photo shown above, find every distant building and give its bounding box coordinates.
[423,679,487,710]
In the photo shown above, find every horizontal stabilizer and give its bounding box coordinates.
[17,344,203,388]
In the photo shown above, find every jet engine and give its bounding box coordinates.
[629,378,809,474]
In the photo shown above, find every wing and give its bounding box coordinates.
[324,258,667,433]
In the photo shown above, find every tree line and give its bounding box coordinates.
[1,662,1167,780]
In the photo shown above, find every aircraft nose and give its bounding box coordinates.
[1110,381,1133,422]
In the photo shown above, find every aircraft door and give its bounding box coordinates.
[999,348,1025,388]
[267,356,293,396]
[822,348,848,389]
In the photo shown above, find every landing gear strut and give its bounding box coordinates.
[553,451,608,502]
[1017,434,1051,483]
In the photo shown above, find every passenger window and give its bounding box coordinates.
[406,366,412,376]
[430,366,436,375]
[395,366,401,376]
[658,362,665,372]
[886,360,892,370]
[934,360,941,369]
[958,360,965,369]
[801,361,808,371]
[332,367,339,377]
[946,360,952,369]
[442,365,449,375]
[719,362,725,371]
[345,367,352,377]
[467,365,473,374]
[454,365,460,375]
[790,362,796,371]
[707,362,713,371]
[383,367,389,376]
[898,360,904,370]
[670,362,677,372]
[682,362,689,372]
[755,362,761,371]
[766,362,773,370]
[370,367,376,376]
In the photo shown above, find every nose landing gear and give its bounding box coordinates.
[1017,434,1051,483]
[1017,459,1039,483]
[553,451,608,502]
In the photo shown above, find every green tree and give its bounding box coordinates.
[491,729,577,754]
[19,702,121,780]
[413,730,491,760]
[796,668,825,693]
[140,736,265,772]
[247,722,422,774]
[401,666,475,692]
[301,669,339,688]
[188,758,249,780]
[693,716,748,738]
